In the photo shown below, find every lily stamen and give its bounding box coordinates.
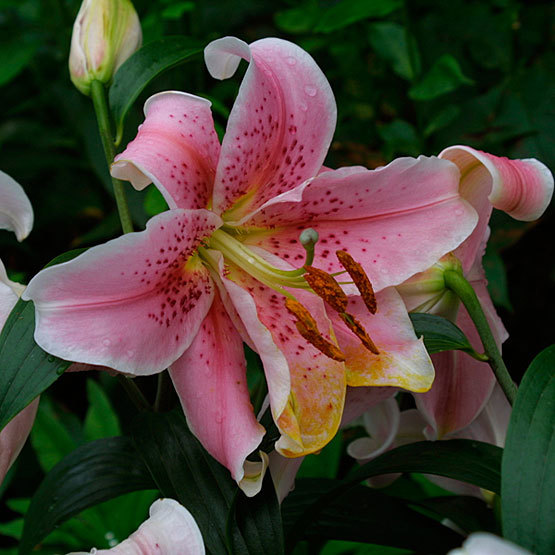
[336,250,377,314]
[285,299,346,362]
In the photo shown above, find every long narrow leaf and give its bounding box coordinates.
[502,344,555,554]
[109,36,202,144]
[0,299,70,431]
[19,437,154,554]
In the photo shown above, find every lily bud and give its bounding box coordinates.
[69,0,142,95]
[396,253,463,321]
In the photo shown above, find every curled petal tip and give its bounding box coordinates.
[204,36,251,80]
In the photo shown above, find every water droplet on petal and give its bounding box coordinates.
[215,411,224,424]
[102,338,111,347]
[47,355,55,363]
[380,267,389,275]
[56,367,65,376]
[454,208,464,216]
[126,350,135,358]
[304,85,317,97]
[299,102,308,112]
[286,56,297,66]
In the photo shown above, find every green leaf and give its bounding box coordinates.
[0,36,39,87]
[502,344,555,554]
[19,437,154,554]
[423,104,461,137]
[315,0,403,33]
[286,440,502,550]
[30,396,78,472]
[83,379,122,441]
[409,313,480,357]
[0,299,71,432]
[409,54,474,101]
[144,184,170,217]
[229,474,284,555]
[297,432,342,479]
[368,22,421,81]
[132,408,281,555]
[284,480,461,552]
[109,36,202,144]
[274,3,319,34]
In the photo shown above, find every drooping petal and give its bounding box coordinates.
[0,169,33,241]
[243,157,478,292]
[439,145,554,270]
[0,398,38,485]
[0,259,21,319]
[68,498,205,554]
[212,252,346,458]
[112,92,220,210]
[329,288,435,392]
[23,210,221,374]
[205,37,336,221]
[169,292,265,493]
[340,385,397,426]
[346,397,399,462]
[268,450,304,503]
[414,303,497,437]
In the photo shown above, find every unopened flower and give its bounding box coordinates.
[69,0,142,95]
[398,146,553,437]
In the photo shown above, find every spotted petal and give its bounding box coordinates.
[213,251,345,458]
[329,288,435,392]
[205,36,336,221]
[23,210,221,374]
[243,156,478,292]
[169,292,265,493]
[112,92,220,210]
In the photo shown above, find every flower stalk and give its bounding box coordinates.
[90,79,134,234]
[443,270,517,405]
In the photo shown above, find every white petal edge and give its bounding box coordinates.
[0,170,33,241]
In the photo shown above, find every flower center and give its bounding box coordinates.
[198,227,381,361]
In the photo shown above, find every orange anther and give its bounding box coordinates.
[304,265,348,313]
[336,250,377,314]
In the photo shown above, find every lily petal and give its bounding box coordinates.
[215,252,345,458]
[169,292,265,492]
[0,170,33,241]
[68,498,205,554]
[112,92,220,210]
[439,145,554,270]
[243,157,478,292]
[205,37,336,221]
[330,288,435,392]
[0,398,38,485]
[23,210,221,374]
[414,304,497,437]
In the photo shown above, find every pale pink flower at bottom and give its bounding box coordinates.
[347,384,511,498]
[448,532,532,555]
[24,37,478,493]
[0,170,35,485]
[399,146,553,436]
[67,498,204,555]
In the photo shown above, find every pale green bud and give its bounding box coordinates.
[69,0,142,95]
[396,253,463,321]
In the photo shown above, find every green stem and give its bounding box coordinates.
[90,79,134,234]
[444,270,517,405]
[116,374,150,411]
[154,371,176,412]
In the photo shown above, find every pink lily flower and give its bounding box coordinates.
[0,170,37,486]
[67,498,205,554]
[23,37,477,493]
[399,147,553,436]
[347,383,511,498]
[448,532,532,555]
